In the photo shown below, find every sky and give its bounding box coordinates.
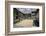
[17,8,36,14]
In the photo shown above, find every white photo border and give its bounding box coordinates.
[10,5,42,32]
